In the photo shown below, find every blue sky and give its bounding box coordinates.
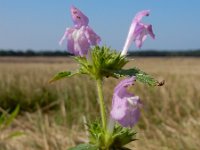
[0,0,200,51]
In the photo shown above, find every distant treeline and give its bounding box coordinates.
[0,50,72,56]
[129,50,200,57]
[0,49,200,57]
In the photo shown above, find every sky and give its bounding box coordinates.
[0,0,200,51]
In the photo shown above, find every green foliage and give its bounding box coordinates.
[90,46,128,73]
[75,46,128,79]
[74,46,160,86]
[49,46,160,149]
[0,105,19,130]
[111,67,160,86]
[2,131,24,140]
[74,56,92,75]
[49,71,78,83]
[85,121,136,150]
[0,84,58,112]
[111,125,137,149]
[87,121,105,148]
[50,46,160,86]
[0,105,23,140]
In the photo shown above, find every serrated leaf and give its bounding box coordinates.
[111,125,137,148]
[136,72,157,86]
[112,67,159,86]
[49,71,77,83]
[68,144,98,150]
[74,46,128,79]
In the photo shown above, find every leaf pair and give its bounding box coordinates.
[49,46,163,87]
[49,67,162,87]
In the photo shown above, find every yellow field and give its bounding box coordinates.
[0,57,200,150]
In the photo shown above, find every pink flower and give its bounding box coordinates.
[121,10,155,56]
[59,6,101,56]
[110,77,142,127]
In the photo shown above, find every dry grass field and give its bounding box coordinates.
[0,57,200,150]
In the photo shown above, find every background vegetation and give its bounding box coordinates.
[0,49,200,57]
[0,57,200,150]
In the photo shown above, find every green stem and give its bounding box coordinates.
[96,78,107,131]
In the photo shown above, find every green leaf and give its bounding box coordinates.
[49,71,77,83]
[74,46,128,79]
[68,144,98,150]
[111,125,137,148]
[87,121,137,150]
[112,67,161,86]
[4,105,19,127]
[4,131,24,140]
[87,120,105,147]
[0,113,7,127]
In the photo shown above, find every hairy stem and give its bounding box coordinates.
[96,78,107,131]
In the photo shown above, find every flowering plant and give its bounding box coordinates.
[50,6,163,150]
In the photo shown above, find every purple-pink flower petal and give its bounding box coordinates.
[110,77,142,127]
[85,26,101,45]
[61,26,91,56]
[70,5,89,28]
[121,10,155,56]
[134,10,150,22]
[114,76,136,96]
[134,23,155,48]
[72,26,90,56]
[60,6,101,56]
[146,24,155,39]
